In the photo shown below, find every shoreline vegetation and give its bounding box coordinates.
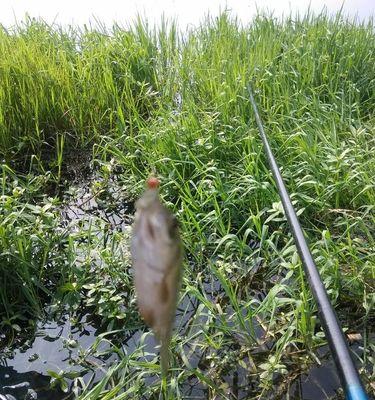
[0,12,374,399]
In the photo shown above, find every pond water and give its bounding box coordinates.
[0,177,368,399]
[1,314,100,400]
[0,312,349,399]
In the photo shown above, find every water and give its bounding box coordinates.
[0,315,350,400]
[1,176,132,399]
[288,359,341,399]
[1,314,101,399]
[0,177,369,399]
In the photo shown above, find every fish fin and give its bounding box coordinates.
[159,277,169,304]
[138,304,155,328]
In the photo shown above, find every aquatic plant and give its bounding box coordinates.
[0,10,374,399]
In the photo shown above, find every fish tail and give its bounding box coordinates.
[160,335,171,377]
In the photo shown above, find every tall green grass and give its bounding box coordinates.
[0,11,374,398]
[0,17,159,159]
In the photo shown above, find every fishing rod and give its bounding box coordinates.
[247,85,369,400]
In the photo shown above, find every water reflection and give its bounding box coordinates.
[0,296,359,399]
[0,366,68,400]
[0,178,368,399]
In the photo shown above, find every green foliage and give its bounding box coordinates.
[0,11,374,399]
[0,17,159,159]
[0,165,68,325]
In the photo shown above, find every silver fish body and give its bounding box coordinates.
[131,180,182,374]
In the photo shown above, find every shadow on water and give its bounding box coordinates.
[0,176,369,399]
[0,367,66,400]
[287,359,341,399]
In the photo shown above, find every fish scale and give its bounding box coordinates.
[131,177,183,376]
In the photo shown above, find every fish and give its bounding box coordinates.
[131,177,182,375]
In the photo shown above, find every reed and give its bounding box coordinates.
[0,11,374,399]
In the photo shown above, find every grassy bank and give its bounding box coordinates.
[0,12,374,399]
[0,18,159,160]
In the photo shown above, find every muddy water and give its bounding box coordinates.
[0,178,362,399]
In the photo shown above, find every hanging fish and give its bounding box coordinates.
[131,177,183,375]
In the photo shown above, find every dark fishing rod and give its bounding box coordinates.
[247,85,369,400]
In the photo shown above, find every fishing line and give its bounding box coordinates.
[247,84,369,400]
